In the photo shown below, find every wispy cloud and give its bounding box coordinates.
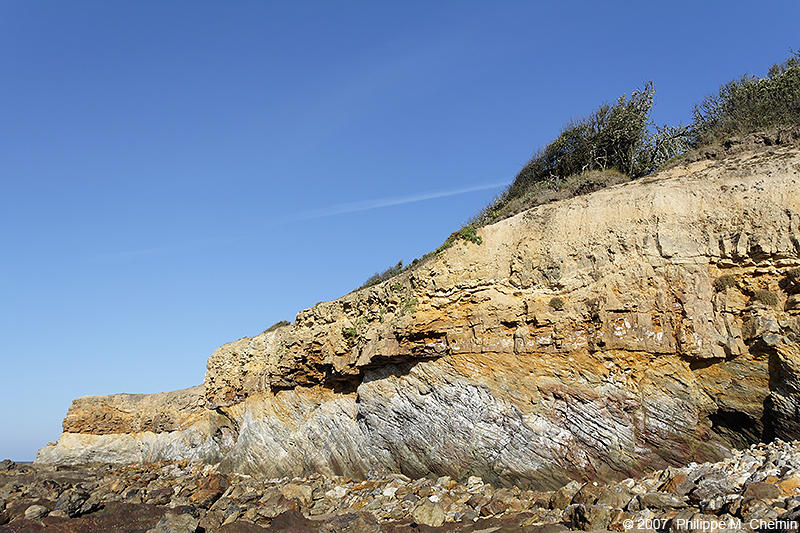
[94,181,508,261]
[94,246,167,261]
[93,239,224,262]
[292,181,508,222]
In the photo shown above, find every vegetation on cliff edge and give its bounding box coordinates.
[357,50,800,291]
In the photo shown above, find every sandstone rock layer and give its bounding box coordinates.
[37,144,800,489]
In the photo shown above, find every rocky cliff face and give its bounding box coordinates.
[37,142,800,490]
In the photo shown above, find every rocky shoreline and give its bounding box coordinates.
[4,439,800,531]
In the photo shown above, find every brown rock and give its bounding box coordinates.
[742,482,781,502]
[572,483,605,505]
[145,487,173,505]
[190,489,224,508]
[552,481,582,509]
[280,483,313,507]
[638,492,687,510]
[217,522,270,533]
[778,476,800,496]
[198,472,230,494]
[189,472,230,508]
[661,472,695,496]
[412,499,445,527]
[318,512,381,533]
[266,509,315,532]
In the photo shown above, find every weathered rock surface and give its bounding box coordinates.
[37,143,800,488]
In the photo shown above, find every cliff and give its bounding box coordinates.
[37,140,800,490]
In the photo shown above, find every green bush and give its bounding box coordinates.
[471,83,696,225]
[436,224,483,254]
[264,320,290,333]
[359,260,404,290]
[753,289,779,307]
[400,297,418,315]
[549,297,564,310]
[713,275,737,292]
[467,52,800,230]
[342,327,358,342]
[508,84,655,199]
[692,51,800,145]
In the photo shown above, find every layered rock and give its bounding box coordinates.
[38,143,800,489]
[37,387,233,465]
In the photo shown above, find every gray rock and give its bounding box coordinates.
[146,512,199,533]
[596,486,636,508]
[54,489,89,517]
[569,503,614,531]
[638,492,688,510]
[24,504,49,520]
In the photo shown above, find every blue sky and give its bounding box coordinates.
[1,1,798,461]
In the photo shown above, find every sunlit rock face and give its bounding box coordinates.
[38,143,800,489]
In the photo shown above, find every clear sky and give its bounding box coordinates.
[1,1,798,461]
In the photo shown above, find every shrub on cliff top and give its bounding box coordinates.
[472,83,694,226]
[469,51,799,229]
[359,260,404,290]
[264,320,290,333]
[354,52,799,296]
[692,51,800,146]
[508,83,655,196]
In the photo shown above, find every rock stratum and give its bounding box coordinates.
[9,438,800,531]
[37,140,800,493]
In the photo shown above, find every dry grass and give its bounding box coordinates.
[474,168,630,224]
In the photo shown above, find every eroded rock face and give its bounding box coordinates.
[37,144,800,488]
[60,386,208,435]
[37,387,234,465]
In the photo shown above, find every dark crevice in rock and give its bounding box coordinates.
[688,357,727,371]
[321,373,362,394]
[709,410,762,449]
